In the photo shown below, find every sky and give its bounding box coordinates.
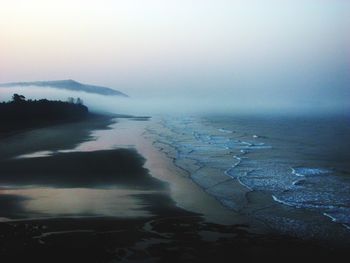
[0,0,349,113]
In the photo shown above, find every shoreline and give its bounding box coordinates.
[145,117,350,246]
[0,113,114,161]
[100,117,265,228]
[0,114,349,261]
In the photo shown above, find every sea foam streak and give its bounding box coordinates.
[292,167,331,177]
[148,116,350,232]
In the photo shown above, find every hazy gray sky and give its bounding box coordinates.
[1,0,349,112]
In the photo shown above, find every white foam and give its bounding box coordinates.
[248,145,272,150]
[237,176,253,191]
[272,195,294,207]
[241,141,252,146]
[291,168,304,177]
[158,116,350,235]
[322,213,350,230]
[292,167,331,177]
[343,224,350,230]
[323,212,337,222]
[218,128,232,134]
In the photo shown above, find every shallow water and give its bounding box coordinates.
[0,187,153,220]
[146,114,350,233]
[0,118,161,220]
[2,113,350,240]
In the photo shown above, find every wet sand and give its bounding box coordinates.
[0,113,115,160]
[0,116,348,262]
[94,118,261,227]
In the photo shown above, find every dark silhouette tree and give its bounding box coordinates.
[1,94,89,134]
[76,97,84,105]
[12,94,26,103]
[67,97,75,104]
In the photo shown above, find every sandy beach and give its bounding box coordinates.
[0,116,348,262]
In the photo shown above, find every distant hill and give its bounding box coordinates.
[0,80,128,97]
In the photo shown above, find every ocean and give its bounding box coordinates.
[147,114,350,238]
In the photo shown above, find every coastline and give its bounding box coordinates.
[0,113,114,160]
[106,117,263,227]
[0,114,348,261]
[148,116,350,246]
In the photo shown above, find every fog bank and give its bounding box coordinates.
[0,86,348,116]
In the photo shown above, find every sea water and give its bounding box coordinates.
[147,114,350,234]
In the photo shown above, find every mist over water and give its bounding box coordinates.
[1,0,349,116]
[0,85,349,116]
[1,2,350,258]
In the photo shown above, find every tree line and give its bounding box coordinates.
[0,94,89,127]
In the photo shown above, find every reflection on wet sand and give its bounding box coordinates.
[16,118,130,159]
[0,118,171,220]
[1,117,349,261]
[0,188,153,219]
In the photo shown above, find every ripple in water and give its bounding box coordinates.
[148,116,350,231]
